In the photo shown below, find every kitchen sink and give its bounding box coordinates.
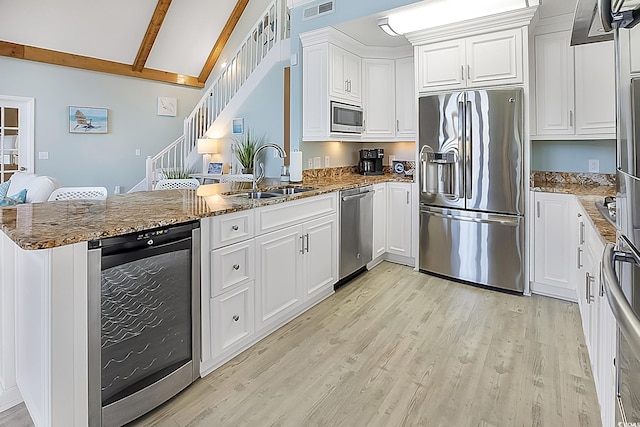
[268,187,317,195]
[233,191,282,199]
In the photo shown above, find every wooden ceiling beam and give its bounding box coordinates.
[0,40,204,88]
[133,0,172,72]
[198,0,250,84]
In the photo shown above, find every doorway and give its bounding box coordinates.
[0,96,34,183]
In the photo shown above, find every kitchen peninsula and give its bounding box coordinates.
[0,170,414,427]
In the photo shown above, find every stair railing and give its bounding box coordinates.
[145,0,289,190]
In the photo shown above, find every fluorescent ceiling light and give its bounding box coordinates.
[377,17,399,36]
[387,0,533,34]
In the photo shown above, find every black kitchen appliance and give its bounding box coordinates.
[359,149,384,176]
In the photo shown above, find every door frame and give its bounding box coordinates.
[0,95,35,180]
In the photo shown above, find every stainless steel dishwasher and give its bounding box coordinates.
[339,185,374,282]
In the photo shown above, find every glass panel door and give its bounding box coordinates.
[0,107,19,183]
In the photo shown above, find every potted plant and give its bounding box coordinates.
[233,130,265,174]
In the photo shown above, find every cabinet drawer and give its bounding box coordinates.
[211,240,255,297]
[255,192,337,235]
[210,210,254,249]
[211,283,255,356]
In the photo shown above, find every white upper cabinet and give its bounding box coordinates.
[329,44,362,104]
[302,43,330,141]
[630,25,640,74]
[362,58,396,139]
[574,41,616,136]
[417,39,466,91]
[417,28,523,92]
[534,31,575,136]
[534,31,615,139]
[395,56,416,138]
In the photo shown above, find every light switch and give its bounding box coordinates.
[313,157,322,169]
[38,152,49,160]
[135,148,141,156]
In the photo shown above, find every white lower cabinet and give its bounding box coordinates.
[303,214,338,299]
[372,183,387,260]
[531,192,575,300]
[386,182,413,258]
[210,283,254,355]
[255,224,304,330]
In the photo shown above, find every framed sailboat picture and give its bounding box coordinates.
[69,106,108,134]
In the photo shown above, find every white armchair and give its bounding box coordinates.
[7,172,60,203]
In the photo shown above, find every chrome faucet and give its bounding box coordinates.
[253,142,287,192]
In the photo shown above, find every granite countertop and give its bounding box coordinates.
[531,172,617,244]
[0,172,413,250]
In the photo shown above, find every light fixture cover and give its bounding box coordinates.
[377,17,399,36]
[197,138,218,154]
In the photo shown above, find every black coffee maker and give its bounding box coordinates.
[359,149,384,175]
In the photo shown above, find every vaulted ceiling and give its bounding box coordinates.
[0,0,251,88]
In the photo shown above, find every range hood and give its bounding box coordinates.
[572,0,640,45]
[571,0,613,45]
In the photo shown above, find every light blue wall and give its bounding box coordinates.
[214,61,287,178]
[0,56,202,193]
[289,0,421,152]
[531,139,616,173]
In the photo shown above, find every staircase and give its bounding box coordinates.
[131,0,290,192]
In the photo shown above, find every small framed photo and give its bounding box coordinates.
[69,106,108,133]
[232,118,244,134]
[157,97,177,116]
[207,162,223,175]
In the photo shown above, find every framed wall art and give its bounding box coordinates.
[207,162,223,175]
[232,118,244,134]
[157,97,177,116]
[69,106,108,134]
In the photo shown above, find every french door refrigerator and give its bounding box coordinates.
[418,88,525,292]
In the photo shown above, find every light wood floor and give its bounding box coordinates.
[1,262,601,427]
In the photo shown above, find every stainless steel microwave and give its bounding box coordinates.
[331,101,363,134]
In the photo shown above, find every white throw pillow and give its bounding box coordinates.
[7,172,36,196]
[27,176,60,202]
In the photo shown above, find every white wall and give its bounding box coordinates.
[0,56,202,194]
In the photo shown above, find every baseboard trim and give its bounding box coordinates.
[531,282,577,302]
[0,385,23,414]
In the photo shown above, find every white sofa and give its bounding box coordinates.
[7,171,60,203]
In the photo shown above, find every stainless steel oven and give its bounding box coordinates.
[87,221,200,427]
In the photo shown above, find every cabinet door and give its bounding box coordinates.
[386,183,412,257]
[574,41,616,136]
[344,51,362,103]
[302,214,337,299]
[329,45,361,103]
[372,183,387,259]
[534,31,575,136]
[417,39,466,91]
[630,25,640,74]
[466,29,523,87]
[363,59,396,138]
[303,43,329,140]
[532,192,575,299]
[395,57,416,138]
[210,283,254,356]
[255,225,303,330]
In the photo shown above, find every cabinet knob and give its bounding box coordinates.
[233,264,240,270]
[232,315,239,322]
[232,225,239,231]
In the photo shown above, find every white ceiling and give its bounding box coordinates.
[0,0,239,77]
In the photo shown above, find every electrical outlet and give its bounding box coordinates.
[308,158,313,169]
[388,154,396,165]
[313,157,322,169]
[38,152,49,160]
[324,156,330,167]
[588,159,600,173]
[114,186,121,194]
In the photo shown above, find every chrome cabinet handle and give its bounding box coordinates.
[579,221,585,245]
[577,247,583,269]
[569,110,574,127]
[232,225,239,231]
[232,315,239,322]
[397,120,400,132]
[233,264,240,270]
[300,235,305,254]
[586,272,592,304]
[467,64,471,80]
[536,201,540,218]
[589,274,595,303]
[305,233,310,253]
[406,191,410,204]
[461,65,464,80]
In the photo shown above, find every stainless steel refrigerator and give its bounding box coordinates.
[418,88,525,292]
[594,0,640,424]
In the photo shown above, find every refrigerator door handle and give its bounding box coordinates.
[420,208,520,226]
[458,99,465,199]
[603,243,640,359]
[465,99,472,200]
